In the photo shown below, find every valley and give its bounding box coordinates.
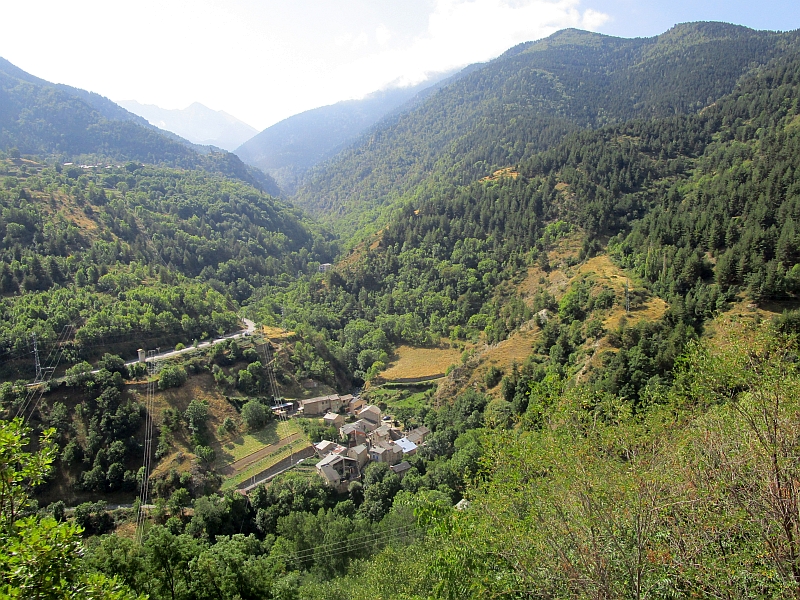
[3,19,800,600]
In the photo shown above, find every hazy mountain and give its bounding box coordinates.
[234,75,454,193]
[292,22,798,234]
[0,57,279,194]
[118,100,258,151]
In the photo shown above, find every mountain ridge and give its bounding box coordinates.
[0,57,280,195]
[118,100,258,152]
[292,22,797,236]
[234,74,456,193]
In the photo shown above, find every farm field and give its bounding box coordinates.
[220,437,312,491]
[380,343,461,382]
[365,384,434,413]
[214,419,302,467]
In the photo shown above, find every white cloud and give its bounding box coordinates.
[323,0,610,100]
[376,23,393,47]
[0,0,610,130]
[351,32,370,51]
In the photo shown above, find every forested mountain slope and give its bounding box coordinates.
[8,21,800,600]
[0,58,280,195]
[294,22,799,235]
[219,40,800,599]
[245,39,800,410]
[234,77,451,194]
[0,157,334,375]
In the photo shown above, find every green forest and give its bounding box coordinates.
[5,19,800,600]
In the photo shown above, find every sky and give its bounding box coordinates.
[1,0,800,131]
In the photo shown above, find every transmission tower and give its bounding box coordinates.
[31,333,42,381]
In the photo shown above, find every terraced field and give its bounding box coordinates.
[214,419,311,490]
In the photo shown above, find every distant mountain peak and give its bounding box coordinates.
[117,100,257,151]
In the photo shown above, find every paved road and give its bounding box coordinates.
[29,318,257,386]
[123,318,256,366]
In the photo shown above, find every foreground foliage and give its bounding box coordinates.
[0,418,138,599]
[304,321,800,599]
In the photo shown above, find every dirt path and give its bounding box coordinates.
[218,432,303,476]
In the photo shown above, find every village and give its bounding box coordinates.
[287,393,430,493]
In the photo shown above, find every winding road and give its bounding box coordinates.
[123,318,256,366]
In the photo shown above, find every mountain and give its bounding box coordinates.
[10,21,800,599]
[0,57,279,195]
[293,22,798,235]
[234,75,454,194]
[0,158,335,367]
[118,100,258,152]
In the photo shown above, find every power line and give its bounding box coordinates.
[272,525,423,565]
[15,324,74,423]
[136,349,158,545]
[282,524,418,560]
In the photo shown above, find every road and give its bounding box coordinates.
[29,318,257,386]
[123,318,256,366]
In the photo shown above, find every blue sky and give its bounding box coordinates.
[0,1,798,130]
[590,0,800,37]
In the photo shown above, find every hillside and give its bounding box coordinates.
[0,57,280,195]
[242,28,800,437]
[234,76,452,194]
[0,157,335,379]
[119,100,258,152]
[293,23,798,236]
[7,20,800,600]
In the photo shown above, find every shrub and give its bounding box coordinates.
[158,365,188,390]
[484,366,503,389]
[241,400,268,430]
[184,399,209,432]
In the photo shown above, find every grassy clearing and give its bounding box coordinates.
[459,328,542,396]
[381,343,461,381]
[364,385,433,412]
[220,437,311,491]
[480,167,519,182]
[261,325,295,341]
[214,419,301,466]
[145,373,240,433]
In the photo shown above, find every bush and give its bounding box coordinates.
[64,361,93,387]
[97,353,128,378]
[217,416,237,438]
[194,445,216,467]
[484,366,503,389]
[241,400,268,430]
[184,399,209,432]
[158,365,188,390]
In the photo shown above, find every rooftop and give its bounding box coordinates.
[396,437,417,454]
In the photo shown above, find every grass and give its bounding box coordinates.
[261,325,295,341]
[380,343,461,381]
[220,437,311,491]
[364,386,433,411]
[214,419,301,466]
